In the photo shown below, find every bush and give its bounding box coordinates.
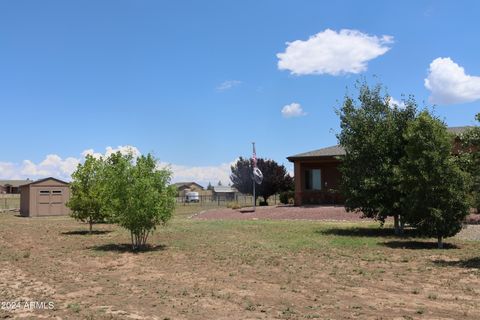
[259,200,269,206]
[227,202,242,209]
[279,191,295,204]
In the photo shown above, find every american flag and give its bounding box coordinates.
[252,142,257,168]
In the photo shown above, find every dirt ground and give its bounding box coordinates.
[1,206,480,319]
[193,205,377,221]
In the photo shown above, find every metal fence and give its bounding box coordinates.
[175,194,281,206]
[0,194,20,211]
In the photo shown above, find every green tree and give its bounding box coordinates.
[104,152,176,250]
[230,157,294,202]
[399,111,470,248]
[458,113,480,212]
[67,155,108,233]
[337,82,417,234]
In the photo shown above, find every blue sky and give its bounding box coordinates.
[1,0,479,185]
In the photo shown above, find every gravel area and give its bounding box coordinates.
[456,224,480,241]
[193,205,376,222]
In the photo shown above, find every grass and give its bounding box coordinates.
[0,204,479,319]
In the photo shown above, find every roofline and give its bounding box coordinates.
[287,155,343,162]
[20,177,70,187]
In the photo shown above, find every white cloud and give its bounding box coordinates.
[277,29,393,76]
[82,145,141,159]
[387,97,405,109]
[0,145,141,181]
[216,80,242,91]
[159,160,236,187]
[425,57,480,105]
[281,102,306,118]
[0,145,234,187]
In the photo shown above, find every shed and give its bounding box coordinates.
[212,186,238,201]
[20,177,71,217]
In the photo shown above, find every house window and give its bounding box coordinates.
[39,190,50,195]
[305,169,321,190]
[52,190,62,194]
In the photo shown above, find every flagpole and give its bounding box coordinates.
[252,142,256,212]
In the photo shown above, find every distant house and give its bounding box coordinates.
[173,182,205,192]
[287,126,472,206]
[173,182,213,197]
[20,177,71,217]
[0,179,32,194]
[212,185,238,201]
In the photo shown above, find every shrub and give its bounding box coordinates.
[279,191,295,204]
[227,202,242,209]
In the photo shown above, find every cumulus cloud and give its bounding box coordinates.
[281,102,307,118]
[387,97,406,109]
[82,145,141,159]
[0,145,234,186]
[0,145,140,181]
[216,80,242,91]
[159,160,236,187]
[424,57,480,105]
[277,29,393,76]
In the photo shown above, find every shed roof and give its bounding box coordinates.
[287,126,474,161]
[20,177,69,187]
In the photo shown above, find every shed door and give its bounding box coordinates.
[36,189,65,216]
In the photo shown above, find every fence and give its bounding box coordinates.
[0,194,20,211]
[175,194,281,206]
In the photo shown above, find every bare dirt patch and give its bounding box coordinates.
[194,205,376,222]
[1,208,480,319]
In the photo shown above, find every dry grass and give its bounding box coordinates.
[1,206,480,319]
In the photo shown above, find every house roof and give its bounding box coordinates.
[447,126,473,135]
[20,177,69,187]
[213,186,237,193]
[287,126,474,161]
[287,145,345,161]
[172,182,204,190]
[0,179,33,187]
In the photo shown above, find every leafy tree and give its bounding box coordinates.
[103,152,176,250]
[458,113,480,212]
[67,155,108,233]
[230,157,293,202]
[399,111,470,248]
[337,82,417,234]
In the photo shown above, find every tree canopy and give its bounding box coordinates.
[67,155,108,233]
[230,157,293,202]
[399,111,470,248]
[458,113,480,212]
[103,152,176,250]
[68,151,176,250]
[336,82,417,233]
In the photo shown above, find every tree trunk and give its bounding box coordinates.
[399,215,405,235]
[393,214,400,235]
[437,236,443,249]
[89,219,93,234]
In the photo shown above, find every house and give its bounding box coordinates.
[173,182,205,192]
[20,177,71,217]
[0,180,32,194]
[287,126,472,206]
[173,182,212,197]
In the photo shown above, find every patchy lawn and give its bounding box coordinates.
[1,206,480,319]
